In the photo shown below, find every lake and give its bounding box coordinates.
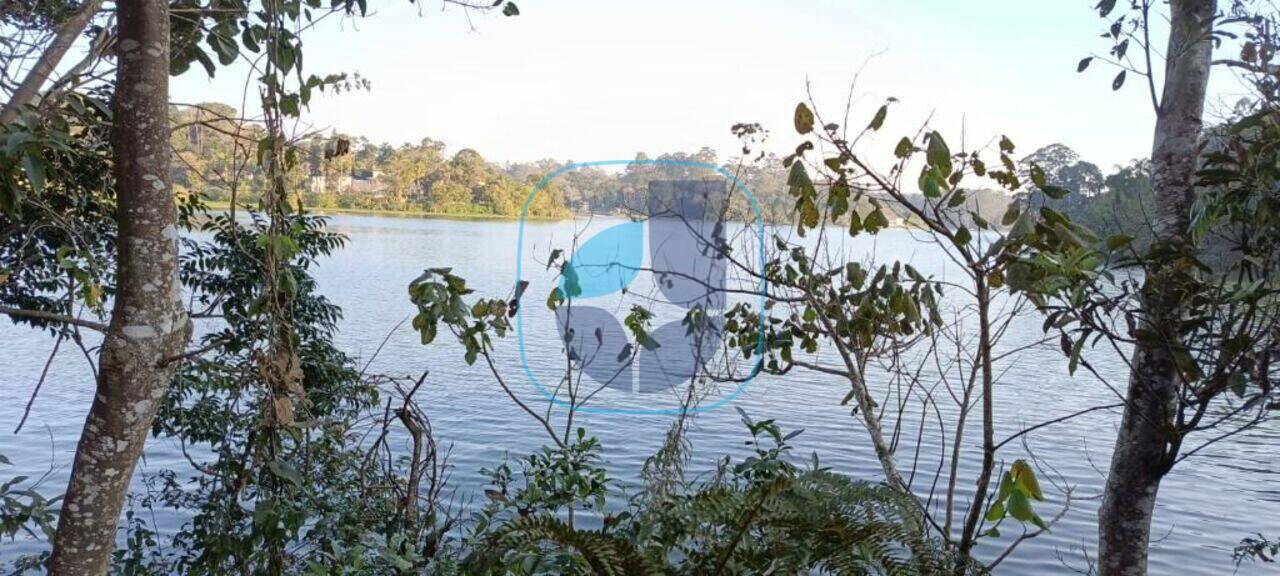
[1,213,1277,574]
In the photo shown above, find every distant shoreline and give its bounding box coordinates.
[199,202,926,230]
[202,201,569,222]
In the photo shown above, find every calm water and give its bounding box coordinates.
[1,213,1277,574]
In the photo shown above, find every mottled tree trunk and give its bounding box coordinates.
[1096,1,1215,574]
[47,1,189,573]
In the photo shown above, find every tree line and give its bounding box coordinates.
[172,101,1159,241]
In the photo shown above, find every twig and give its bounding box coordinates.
[157,337,228,367]
[994,403,1125,451]
[0,305,108,332]
[14,334,65,434]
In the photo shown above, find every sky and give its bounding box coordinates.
[169,0,1231,172]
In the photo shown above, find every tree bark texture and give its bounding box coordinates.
[1096,1,1215,574]
[47,0,190,572]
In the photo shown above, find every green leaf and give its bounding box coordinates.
[953,226,972,246]
[21,153,45,194]
[1010,207,1036,238]
[799,198,819,231]
[919,169,943,198]
[868,104,888,130]
[1102,233,1132,252]
[562,262,582,297]
[864,209,890,233]
[828,178,850,217]
[1061,337,1078,374]
[207,30,239,66]
[1112,70,1126,90]
[984,501,1006,522]
[794,102,815,134]
[638,333,661,351]
[280,94,300,117]
[546,287,564,310]
[894,137,913,158]
[1001,201,1021,227]
[241,26,261,53]
[413,313,438,345]
[902,293,921,323]
[988,269,1004,289]
[926,131,952,175]
[1041,185,1071,200]
[848,210,863,236]
[1077,57,1093,72]
[1011,460,1044,500]
[997,471,1014,501]
[267,460,303,487]
[788,162,819,236]
[192,45,217,77]
[1030,165,1047,188]
[502,1,520,16]
[787,161,814,194]
[1007,490,1034,522]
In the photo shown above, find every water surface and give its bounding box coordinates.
[1,214,1276,574]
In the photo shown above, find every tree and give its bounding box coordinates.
[0,0,521,570]
[1075,160,1157,249]
[1035,2,1280,573]
[693,93,1092,568]
[0,0,105,125]
[1089,2,1217,573]
[1019,143,1104,214]
[47,1,192,572]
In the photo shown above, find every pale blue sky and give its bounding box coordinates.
[170,1,1238,170]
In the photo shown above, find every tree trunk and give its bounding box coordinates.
[1096,1,1215,574]
[958,277,995,561]
[47,1,189,573]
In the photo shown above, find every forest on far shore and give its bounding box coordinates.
[173,103,1153,242]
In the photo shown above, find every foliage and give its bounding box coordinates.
[115,209,391,574]
[1017,144,1104,214]
[460,415,962,576]
[981,460,1048,536]
[404,251,970,574]
[1066,160,1155,250]
[1235,534,1279,565]
[0,454,59,545]
[168,107,570,218]
[0,89,115,329]
[704,94,1091,568]
[1021,15,1280,477]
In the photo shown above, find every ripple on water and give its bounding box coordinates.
[1,215,1276,574]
